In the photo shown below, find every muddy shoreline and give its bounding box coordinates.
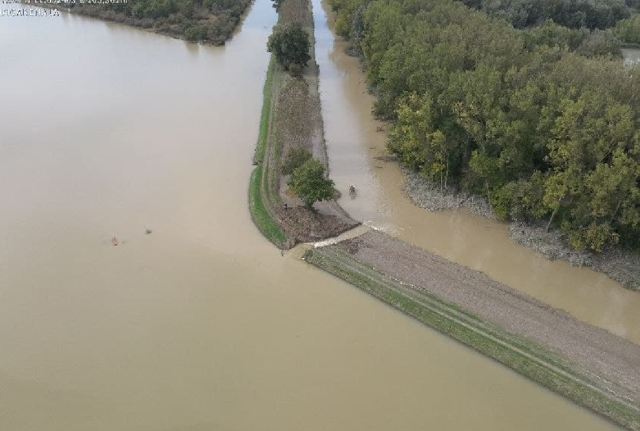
[403,168,640,291]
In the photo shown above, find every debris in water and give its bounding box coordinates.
[145,228,153,235]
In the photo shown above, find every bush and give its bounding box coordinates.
[614,14,640,43]
[267,23,311,72]
[576,29,622,57]
[282,147,312,175]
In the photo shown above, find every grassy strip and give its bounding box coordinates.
[249,166,286,247]
[267,136,283,206]
[250,54,287,248]
[254,57,275,164]
[303,246,640,431]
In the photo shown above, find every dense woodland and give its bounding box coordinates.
[458,0,636,30]
[330,0,640,252]
[65,0,251,44]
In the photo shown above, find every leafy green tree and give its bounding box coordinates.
[288,159,335,208]
[389,93,454,189]
[523,20,589,51]
[615,14,640,43]
[267,23,311,72]
[180,0,195,18]
[282,147,312,175]
[576,29,622,57]
[544,91,638,250]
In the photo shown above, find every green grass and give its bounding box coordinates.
[249,54,287,247]
[303,246,640,431]
[268,139,283,205]
[249,166,287,247]
[254,57,275,164]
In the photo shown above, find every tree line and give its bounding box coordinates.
[458,0,636,30]
[331,0,640,252]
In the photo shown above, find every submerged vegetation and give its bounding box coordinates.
[330,0,640,253]
[62,0,252,44]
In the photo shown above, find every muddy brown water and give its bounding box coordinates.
[0,2,620,430]
[314,0,640,346]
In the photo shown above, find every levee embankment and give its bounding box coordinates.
[249,0,358,249]
[304,230,640,430]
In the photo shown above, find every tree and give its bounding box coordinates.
[271,0,285,10]
[614,14,640,44]
[288,159,335,208]
[330,0,640,252]
[267,23,311,71]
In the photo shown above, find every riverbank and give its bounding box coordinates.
[303,230,640,430]
[249,0,358,249]
[37,0,252,44]
[403,168,640,291]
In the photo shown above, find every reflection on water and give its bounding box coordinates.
[314,0,640,344]
[0,1,619,430]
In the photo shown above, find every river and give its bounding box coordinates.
[0,2,619,430]
[314,0,640,345]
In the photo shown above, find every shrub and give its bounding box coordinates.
[282,147,312,175]
[288,159,335,208]
[267,23,311,72]
[614,14,640,44]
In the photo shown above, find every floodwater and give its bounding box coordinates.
[314,0,640,345]
[623,48,640,66]
[0,1,619,430]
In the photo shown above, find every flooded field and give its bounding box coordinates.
[0,1,621,430]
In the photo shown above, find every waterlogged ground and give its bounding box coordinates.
[0,1,621,430]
